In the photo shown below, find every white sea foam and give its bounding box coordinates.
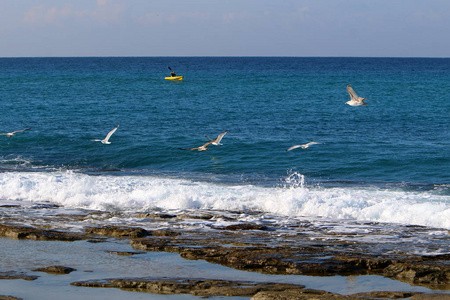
[0,171,449,229]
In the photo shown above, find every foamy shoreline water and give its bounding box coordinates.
[1,171,449,230]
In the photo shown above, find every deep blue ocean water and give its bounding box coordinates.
[0,57,449,230]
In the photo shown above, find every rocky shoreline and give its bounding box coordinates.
[0,215,449,299]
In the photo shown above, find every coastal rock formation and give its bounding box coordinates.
[0,217,449,297]
[33,266,76,274]
[0,271,38,281]
[84,226,149,238]
[72,278,308,297]
[71,277,443,299]
[0,224,82,241]
[130,234,450,289]
[0,296,24,300]
[105,250,145,256]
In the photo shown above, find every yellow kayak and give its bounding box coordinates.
[165,76,183,81]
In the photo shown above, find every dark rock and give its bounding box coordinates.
[252,289,360,299]
[85,226,148,238]
[33,266,77,274]
[223,223,270,231]
[383,263,450,286]
[72,277,306,297]
[352,291,418,299]
[105,251,145,256]
[137,213,177,219]
[130,235,450,288]
[151,229,180,237]
[0,271,38,281]
[411,294,450,299]
[0,296,24,300]
[0,224,82,241]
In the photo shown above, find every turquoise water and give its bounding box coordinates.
[0,57,449,229]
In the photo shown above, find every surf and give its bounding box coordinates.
[0,170,448,230]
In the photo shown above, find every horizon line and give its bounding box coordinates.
[1,55,449,59]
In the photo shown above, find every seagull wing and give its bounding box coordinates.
[201,140,214,148]
[11,127,32,134]
[346,84,359,101]
[286,145,302,151]
[305,142,320,147]
[104,125,119,142]
[180,140,213,151]
[214,130,229,144]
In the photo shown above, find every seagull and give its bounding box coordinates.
[91,125,119,144]
[205,130,229,145]
[0,127,31,137]
[179,140,214,151]
[286,142,320,152]
[346,84,373,106]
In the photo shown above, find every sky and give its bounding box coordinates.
[0,0,449,57]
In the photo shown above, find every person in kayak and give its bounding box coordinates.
[171,71,177,77]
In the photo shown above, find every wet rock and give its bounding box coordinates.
[410,294,450,299]
[33,266,76,274]
[72,277,306,297]
[252,288,360,299]
[136,213,177,219]
[0,224,82,241]
[0,271,38,281]
[0,296,24,300]
[105,251,145,256]
[85,226,148,238]
[151,229,180,237]
[383,263,450,287]
[351,291,417,299]
[223,223,270,231]
[130,235,450,288]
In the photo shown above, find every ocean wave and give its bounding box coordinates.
[0,171,449,229]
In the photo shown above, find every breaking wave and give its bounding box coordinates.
[0,171,449,229]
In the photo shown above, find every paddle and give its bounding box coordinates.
[168,66,177,77]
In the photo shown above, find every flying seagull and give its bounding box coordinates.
[205,130,229,145]
[180,130,229,151]
[179,140,214,151]
[346,84,374,106]
[91,125,119,144]
[286,142,320,152]
[0,127,31,137]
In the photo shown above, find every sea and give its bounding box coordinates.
[0,57,449,255]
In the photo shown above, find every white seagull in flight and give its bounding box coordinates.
[286,142,320,152]
[180,130,229,151]
[346,84,374,106]
[91,125,119,144]
[0,127,31,137]
[179,140,214,151]
[205,130,229,145]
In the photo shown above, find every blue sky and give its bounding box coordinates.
[0,0,449,57]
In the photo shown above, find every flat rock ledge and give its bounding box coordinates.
[0,296,23,300]
[0,223,449,291]
[130,237,450,290]
[0,271,38,281]
[72,278,307,298]
[33,266,77,274]
[0,224,82,241]
[71,277,444,299]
